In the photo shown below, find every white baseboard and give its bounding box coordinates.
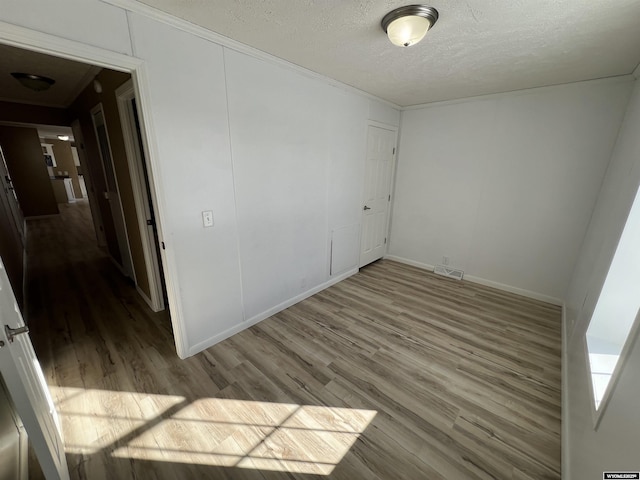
[464,274,563,306]
[187,268,359,357]
[561,303,570,480]
[384,254,564,306]
[384,255,435,271]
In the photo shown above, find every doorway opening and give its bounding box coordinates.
[0,43,173,342]
[116,80,167,310]
[0,28,187,480]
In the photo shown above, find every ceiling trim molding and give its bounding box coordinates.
[100,0,401,110]
[402,74,636,111]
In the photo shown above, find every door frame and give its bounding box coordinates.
[115,79,165,312]
[90,103,136,280]
[0,21,188,357]
[0,144,24,244]
[359,121,399,268]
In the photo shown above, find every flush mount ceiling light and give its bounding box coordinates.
[381,5,439,47]
[57,135,70,141]
[10,72,56,92]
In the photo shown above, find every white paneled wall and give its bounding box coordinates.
[1,0,132,55]
[390,78,634,302]
[225,50,332,321]
[128,13,245,352]
[225,49,395,323]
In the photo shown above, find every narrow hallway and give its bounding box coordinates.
[25,200,175,381]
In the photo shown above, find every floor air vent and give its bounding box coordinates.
[434,264,464,280]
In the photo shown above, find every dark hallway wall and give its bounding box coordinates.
[0,126,58,217]
[0,100,69,126]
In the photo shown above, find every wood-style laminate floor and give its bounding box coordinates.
[25,201,561,480]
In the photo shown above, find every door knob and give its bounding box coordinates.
[5,324,29,343]
[363,206,371,211]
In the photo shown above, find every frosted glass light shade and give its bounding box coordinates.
[387,15,432,47]
[381,5,439,47]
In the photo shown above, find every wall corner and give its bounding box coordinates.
[562,302,571,480]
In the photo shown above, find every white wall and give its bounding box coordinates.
[564,78,640,478]
[128,13,245,352]
[0,0,399,357]
[389,78,634,303]
[225,48,369,321]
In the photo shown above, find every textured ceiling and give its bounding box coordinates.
[138,0,640,106]
[0,44,101,108]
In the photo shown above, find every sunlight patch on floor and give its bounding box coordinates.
[50,386,186,454]
[50,387,376,475]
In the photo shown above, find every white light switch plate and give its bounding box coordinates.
[202,210,214,228]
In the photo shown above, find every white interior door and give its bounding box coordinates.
[0,376,28,480]
[0,257,69,480]
[359,125,396,268]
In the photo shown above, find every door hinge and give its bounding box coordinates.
[161,241,166,250]
[388,194,391,201]
[384,237,387,244]
[392,147,395,155]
